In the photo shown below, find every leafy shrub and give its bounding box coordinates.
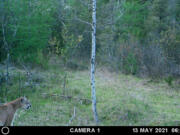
[164,76,173,86]
[123,53,138,75]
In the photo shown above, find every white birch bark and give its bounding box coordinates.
[91,0,99,124]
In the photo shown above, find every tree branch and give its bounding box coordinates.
[74,17,92,27]
[67,107,76,126]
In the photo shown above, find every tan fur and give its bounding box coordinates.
[0,97,31,126]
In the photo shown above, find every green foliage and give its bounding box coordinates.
[11,0,56,64]
[116,0,149,41]
[146,0,180,65]
[146,0,169,35]
[165,76,174,86]
[0,0,58,67]
[123,53,138,75]
[0,0,180,77]
[59,0,92,62]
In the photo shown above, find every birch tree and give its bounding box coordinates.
[91,0,99,124]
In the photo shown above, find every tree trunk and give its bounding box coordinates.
[91,0,99,124]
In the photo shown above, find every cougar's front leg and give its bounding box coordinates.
[4,115,14,126]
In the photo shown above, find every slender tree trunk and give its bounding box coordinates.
[6,52,9,83]
[91,0,99,124]
[1,12,9,84]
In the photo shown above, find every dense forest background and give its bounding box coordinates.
[0,0,179,77]
[0,0,180,126]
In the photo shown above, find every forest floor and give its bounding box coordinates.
[1,65,180,126]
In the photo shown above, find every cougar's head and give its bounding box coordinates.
[20,96,31,110]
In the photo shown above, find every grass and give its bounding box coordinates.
[0,65,180,126]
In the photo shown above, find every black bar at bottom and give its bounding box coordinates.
[0,126,180,135]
